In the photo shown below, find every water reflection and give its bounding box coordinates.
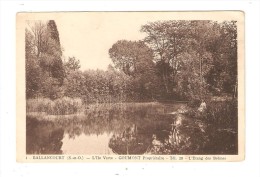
[109,124,151,154]
[26,117,64,154]
[62,133,113,154]
[147,115,209,155]
[26,103,237,155]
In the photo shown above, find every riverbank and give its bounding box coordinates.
[26,98,184,118]
[26,97,237,128]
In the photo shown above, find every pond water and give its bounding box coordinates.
[26,102,237,155]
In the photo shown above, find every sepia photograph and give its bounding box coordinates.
[16,11,244,161]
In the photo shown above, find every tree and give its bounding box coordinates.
[46,20,65,85]
[25,55,41,98]
[26,20,65,99]
[205,21,237,97]
[141,21,191,95]
[141,20,239,101]
[47,20,61,46]
[27,21,48,58]
[63,70,85,98]
[109,40,154,76]
[109,40,159,100]
[187,21,218,99]
[64,56,81,75]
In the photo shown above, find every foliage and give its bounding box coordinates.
[82,69,132,103]
[26,20,65,99]
[109,40,153,75]
[141,20,237,101]
[26,19,238,105]
[109,40,162,100]
[64,56,81,74]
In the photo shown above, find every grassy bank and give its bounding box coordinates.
[188,99,238,129]
[26,98,163,116]
[27,97,238,130]
[26,97,82,115]
[206,100,238,129]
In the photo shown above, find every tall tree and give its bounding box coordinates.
[46,20,65,85]
[141,20,229,100]
[109,40,159,100]
[26,20,65,99]
[28,21,48,58]
[25,28,41,98]
[47,20,61,46]
[205,21,237,96]
[109,40,154,76]
[141,21,190,94]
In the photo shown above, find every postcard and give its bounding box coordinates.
[16,11,244,162]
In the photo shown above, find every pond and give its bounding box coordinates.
[26,102,237,155]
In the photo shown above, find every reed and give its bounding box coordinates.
[206,100,238,128]
[26,97,82,115]
[190,100,238,129]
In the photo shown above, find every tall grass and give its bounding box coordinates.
[205,100,238,128]
[189,100,238,129]
[26,97,82,115]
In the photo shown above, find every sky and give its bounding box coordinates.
[32,12,238,71]
[55,13,147,70]
[55,12,165,71]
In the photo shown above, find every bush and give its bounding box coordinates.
[26,97,82,115]
[188,98,201,108]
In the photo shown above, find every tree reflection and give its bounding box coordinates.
[147,115,211,154]
[108,124,151,154]
[26,103,237,155]
[26,117,64,154]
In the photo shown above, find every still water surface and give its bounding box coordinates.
[26,103,237,155]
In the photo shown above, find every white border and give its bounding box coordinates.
[1,0,259,177]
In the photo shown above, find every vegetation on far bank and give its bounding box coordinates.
[26,96,237,133]
[26,20,237,103]
[26,97,82,115]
